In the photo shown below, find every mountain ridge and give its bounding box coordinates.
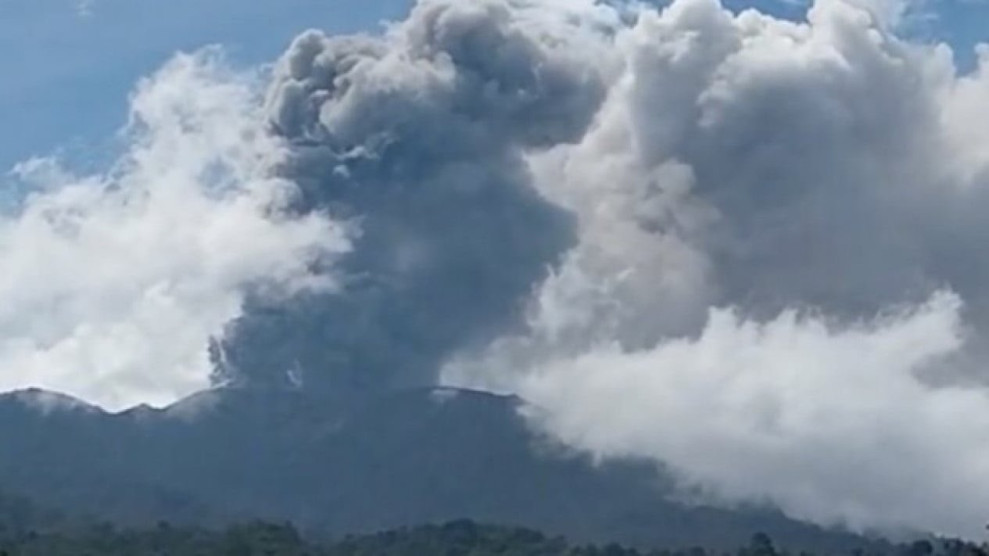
[0,385,883,551]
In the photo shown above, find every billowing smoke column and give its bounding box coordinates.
[446,0,989,540]
[201,0,989,538]
[210,0,612,395]
[7,0,989,542]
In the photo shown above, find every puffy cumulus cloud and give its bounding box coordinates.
[441,0,989,539]
[485,292,989,536]
[209,0,619,394]
[0,49,348,411]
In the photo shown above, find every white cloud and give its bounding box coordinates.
[443,0,989,538]
[0,49,348,411]
[506,292,989,537]
[76,0,94,17]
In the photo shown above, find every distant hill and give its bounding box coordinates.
[0,386,880,552]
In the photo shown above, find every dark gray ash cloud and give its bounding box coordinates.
[211,0,613,395]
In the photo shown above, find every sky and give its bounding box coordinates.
[0,0,413,173]
[0,0,984,173]
[4,0,989,541]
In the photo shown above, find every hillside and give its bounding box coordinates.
[0,387,881,552]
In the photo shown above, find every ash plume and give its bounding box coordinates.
[5,0,989,540]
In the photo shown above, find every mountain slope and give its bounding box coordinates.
[0,387,877,551]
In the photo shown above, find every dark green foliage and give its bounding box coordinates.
[0,499,985,556]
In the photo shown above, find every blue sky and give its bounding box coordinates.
[0,0,985,174]
[0,0,412,173]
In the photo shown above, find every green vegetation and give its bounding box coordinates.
[0,485,985,556]
[0,515,986,556]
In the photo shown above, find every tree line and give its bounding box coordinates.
[0,517,987,556]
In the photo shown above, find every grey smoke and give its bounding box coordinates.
[211,0,613,394]
[5,0,989,541]
[448,0,989,539]
[212,0,989,537]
